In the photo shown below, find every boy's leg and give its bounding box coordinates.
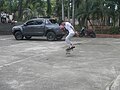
[65,33,75,50]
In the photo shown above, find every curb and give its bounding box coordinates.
[96,34,120,38]
[0,31,12,35]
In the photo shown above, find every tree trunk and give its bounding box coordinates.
[47,0,51,17]
[72,0,75,26]
[55,0,58,16]
[68,0,70,22]
[25,0,29,8]
[9,0,12,13]
[18,0,23,21]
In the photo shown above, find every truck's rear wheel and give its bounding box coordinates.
[46,32,56,41]
[14,31,23,40]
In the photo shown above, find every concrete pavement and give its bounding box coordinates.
[0,35,120,90]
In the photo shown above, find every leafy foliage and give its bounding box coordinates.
[0,0,120,30]
[109,27,120,34]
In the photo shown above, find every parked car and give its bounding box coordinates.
[12,18,65,41]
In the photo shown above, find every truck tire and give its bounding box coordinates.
[90,32,96,38]
[46,32,56,41]
[14,31,23,40]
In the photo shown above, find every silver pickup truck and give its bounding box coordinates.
[12,18,65,41]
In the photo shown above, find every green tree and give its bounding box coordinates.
[75,0,96,27]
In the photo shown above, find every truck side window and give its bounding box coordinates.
[26,21,35,25]
[36,20,43,25]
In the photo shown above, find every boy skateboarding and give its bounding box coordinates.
[60,20,79,53]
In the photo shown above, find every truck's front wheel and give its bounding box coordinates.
[14,31,23,40]
[46,32,56,41]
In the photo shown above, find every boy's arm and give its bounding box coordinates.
[70,26,79,37]
[74,29,79,37]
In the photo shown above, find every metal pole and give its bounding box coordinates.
[62,0,64,20]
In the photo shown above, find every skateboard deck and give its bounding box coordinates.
[66,47,75,55]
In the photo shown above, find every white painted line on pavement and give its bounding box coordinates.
[0,53,44,69]
[0,38,11,40]
[0,59,24,68]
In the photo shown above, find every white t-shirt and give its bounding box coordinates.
[64,22,75,33]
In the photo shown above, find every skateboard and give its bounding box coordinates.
[66,47,75,54]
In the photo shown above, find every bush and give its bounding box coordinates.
[75,25,80,31]
[109,27,120,34]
